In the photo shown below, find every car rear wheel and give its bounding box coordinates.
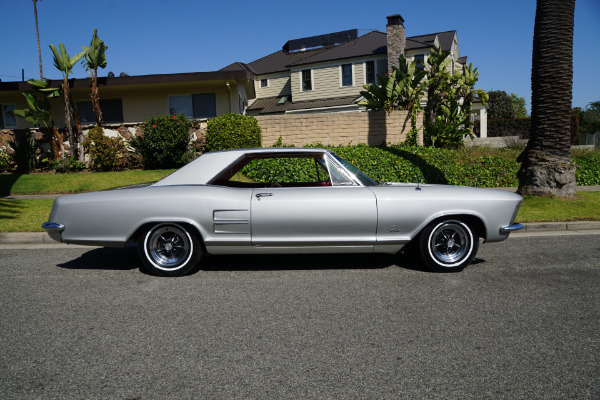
[138,223,202,276]
[418,219,478,272]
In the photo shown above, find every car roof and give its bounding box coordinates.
[154,148,332,186]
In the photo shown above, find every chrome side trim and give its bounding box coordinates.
[42,222,65,232]
[500,223,524,234]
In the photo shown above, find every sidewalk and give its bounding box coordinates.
[2,186,599,245]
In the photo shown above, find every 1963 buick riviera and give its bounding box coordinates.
[43,148,523,276]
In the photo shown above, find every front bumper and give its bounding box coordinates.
[499,223,524,234]
[42,222,64,243]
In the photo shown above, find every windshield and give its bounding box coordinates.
[332,154,378,186]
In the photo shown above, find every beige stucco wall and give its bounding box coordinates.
[1,79,252,129]
[255,110,423,147]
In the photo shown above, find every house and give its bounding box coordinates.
[0,14,487,137]
[0,71,254,130]
[223,14,487,135]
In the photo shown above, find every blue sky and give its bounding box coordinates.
[1,0,598,111]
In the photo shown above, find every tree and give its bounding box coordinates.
[359,55,427,145]
[488,90,528,119]
[81,29,108,126]
[32,0,43,80]
[49,43,85,161]
[517,0,576,197]
[423,47,487,148]
[10,90,61,159]
[578,101,600,136]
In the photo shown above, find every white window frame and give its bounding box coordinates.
[339,63,354,87]
[260,78,269,88]
[1,104,17,128]
[364,60,377,85]
[300,69,314,92]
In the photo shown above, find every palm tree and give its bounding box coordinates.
[517,0,576,197]
[49,43,85,160]
[32,0,43,80]
[81,29,108,126]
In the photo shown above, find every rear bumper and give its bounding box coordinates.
[42,222,64,243]
[500,223,524,234]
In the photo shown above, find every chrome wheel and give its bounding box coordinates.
[144,224,193,271]
[429,221,471,265]
[419,219,478,272]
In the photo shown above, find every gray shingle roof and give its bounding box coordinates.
[286,31,387,67]
[247,95,360,114]
[224,30,458,76]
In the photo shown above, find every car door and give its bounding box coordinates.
[250,186,377,248]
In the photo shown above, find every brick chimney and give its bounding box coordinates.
[386,14,406,72]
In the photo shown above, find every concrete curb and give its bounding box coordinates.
[521,221,600,232]
[2,221,600,245]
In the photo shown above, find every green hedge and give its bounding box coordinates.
[242,144,600,187]
[205,113,262,152]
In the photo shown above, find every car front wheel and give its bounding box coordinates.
[138,223,202,276]
[418,219,478,272]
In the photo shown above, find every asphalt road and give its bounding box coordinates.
[1,234,599,400]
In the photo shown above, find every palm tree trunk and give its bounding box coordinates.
[32,0,43,80]
[91,69,103,126]
[517,0,576,197]
[62,75,76,158]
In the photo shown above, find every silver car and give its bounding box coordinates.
[43,148,523,276]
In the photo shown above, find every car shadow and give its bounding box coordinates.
[55,245,485,274]
[56,245,141,271]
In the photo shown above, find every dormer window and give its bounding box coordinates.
[260,79,269,88]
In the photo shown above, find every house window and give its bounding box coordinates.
[414,54,425,71]
[341,64,353,86]
[169,94,217,119]
[301,69,312,91]
[76,99,124,124]
[260,79,269,88]
[365,61,376,84]
[1,104,17,128]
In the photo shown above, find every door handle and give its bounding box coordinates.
[255,192,273,199]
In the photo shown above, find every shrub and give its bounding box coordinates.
[205,113,261,152]
[130,114,192,169]
[0,150,10,172]
[83,126,128,172]
[50,155,86,173]
[573,152,600,186]
[7,137,38,173]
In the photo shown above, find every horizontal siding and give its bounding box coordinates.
[292,58,385,102]
[255,75,291,99]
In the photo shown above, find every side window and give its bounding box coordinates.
[211,155,333,188]
[325,157,357,186]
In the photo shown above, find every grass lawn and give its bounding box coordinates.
[516,192,600,222]
[2,192,598,233]
[0,169,175,195]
